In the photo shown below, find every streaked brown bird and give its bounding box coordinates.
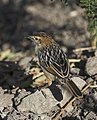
[27,32,82,97]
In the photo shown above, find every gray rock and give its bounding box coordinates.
[86,56,97,76]
[60,77,86,107]
[85,111,97,120]
[95,50,97,57]
[70,67,80,75]
[16,89,58,114]
[7,109,33,120]
[19,57,32,68]
[15,77,86,115]
[0,87,14,108]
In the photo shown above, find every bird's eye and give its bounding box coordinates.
[35,37,38,40]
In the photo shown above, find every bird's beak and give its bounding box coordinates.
[26,36,34,41]
[25,36,38,45]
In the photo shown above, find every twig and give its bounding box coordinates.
[50,97,77,120]
[73,47,96,53]
[69,59,81,63]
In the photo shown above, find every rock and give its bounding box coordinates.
[60,77,86,108]
[19,57,32,68]
[16,89,58,114]
[7,109,34,120]
[71,77,86,89]
[70,67,80,75]
[93,91,97,100]
[95,50,97,57]
[86,56,97,76]
[15,77,86,115]
[85,112,97,120]
[0,87,14,108]
[38,114,50,120]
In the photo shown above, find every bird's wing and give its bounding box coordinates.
[39,45,70,78]
[49,50,70,78]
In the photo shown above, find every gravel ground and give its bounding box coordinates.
[0,0,97,120]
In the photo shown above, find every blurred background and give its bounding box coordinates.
[0,0,96,59]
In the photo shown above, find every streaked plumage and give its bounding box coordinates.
[27,32,82,97]
[38,44,69,78]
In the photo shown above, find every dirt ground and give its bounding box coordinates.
[0,0,97,120]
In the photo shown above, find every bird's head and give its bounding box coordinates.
[27,32,55,47]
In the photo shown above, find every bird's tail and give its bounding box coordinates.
[66,79,82,97]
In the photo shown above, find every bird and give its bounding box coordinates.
[27,32,82,97]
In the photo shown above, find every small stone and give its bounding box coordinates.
[71,77,86,89]
[19,57,32,68]
[0,87,14,108]
[85,111,97,120]
[93,92,97,100]
[65,104,74,112]
[95,50,97,56]
[71,67,80,75]
[86,56,97,76]
[40,114,50,120]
